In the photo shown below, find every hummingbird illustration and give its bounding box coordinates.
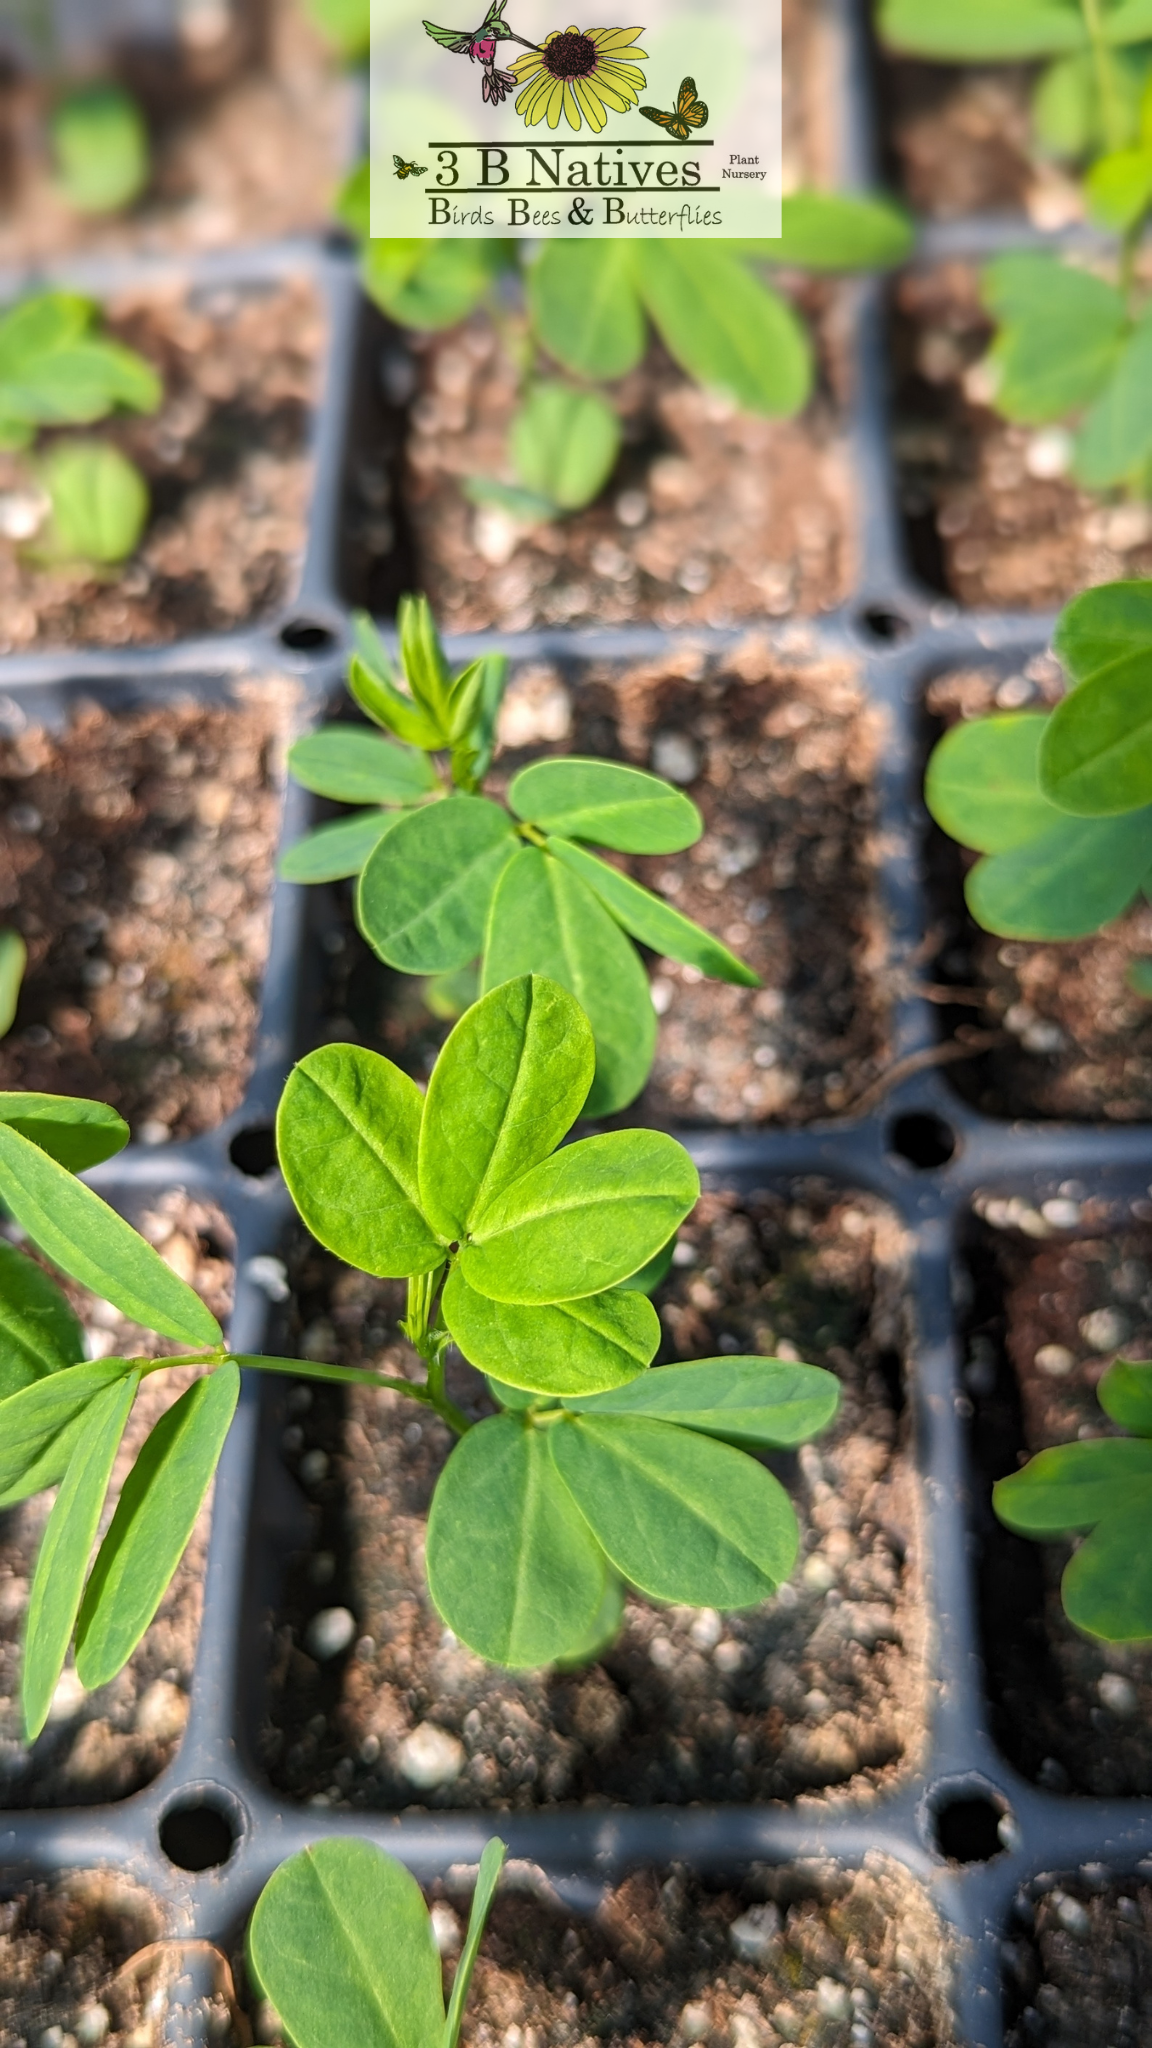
[423,0,536,104]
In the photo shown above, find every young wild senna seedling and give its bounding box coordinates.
[334,180,913,516]
[925,578,1152,984]
[248,1837,506,2048]
[276,973,841,1666]
[0,976,837,1724]
[283,594,759,1113]
[995,1357,1152,1641]
[0,290,159,564]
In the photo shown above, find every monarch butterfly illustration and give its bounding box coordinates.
[393,154,429,178]
[639,76,708,141]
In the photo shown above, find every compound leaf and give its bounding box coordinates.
[562,1356,841,1448]
[37,442,148,565]
[551,1412,798,1606]
[0,1239,85,1399]
[277,1045,444,1277]
[75,1362,240,1689]
[358,794,517,974]
[248,1839,444,2048]
[965,808,1152,937]
[0,1124,221,1348]
[362,237,505,330]
[22,1369,139,1741]
[508,757,701,853]
[288,727,436,806]
[527,240,646,378]
[348,654,444,751]
[548,838,759,987]
[482,847,655,1116]
[418,973,593,1241]
[426,1413,607,1666]
[634,241,811,416]
[279,809,404,884]
[0,1091,129,1172]
[51,82,149,213]
[461,1128,699,1304]
[924,713,1065,852]
[441,1265,657,1396]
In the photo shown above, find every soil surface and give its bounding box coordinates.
[307,643,890,1127]
[924,663,1152,1122]
[892,264,1152,611]
[0,1875,164,2048]
[260,1183,927,1814]
[1004,1879,1152,2048]
[453,1863,953,2048]
[879,59,1085,226]
[0,0,352,269]
[0,276,322,652]
[0,688,286,1141]
[352,284,856,633]
[966,1210,1152,1796]
[0,1193,233,1808]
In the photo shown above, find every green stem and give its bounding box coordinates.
[1082,0,1126,153]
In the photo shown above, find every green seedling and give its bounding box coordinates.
[282,595,759,1115]
[337,182,913,514]
[996,1356,1152,1641]
[0,290,157,566]
[50,82,150,214]
[0,975,838,1727]
[925,578,1152,940]
[0,291,160,453]
[879,5,1152,495]
[878,0,1152,162]
[249,1838,506,2048]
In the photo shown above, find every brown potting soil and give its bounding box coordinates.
[0,0,351,270]
[448,1863,954,2048]
[0,1194,233,1809]
[0,277,322,652]
[924,664,1152,1123]
[0,1875,164,2048]
[377,287,855,636]
[260,1183,927,1814]
[879,58,1086,225]
[967,1213,1152,1797]
[309,643,890,1127]
[1004,1881,1152,2048]
[0,688,287,1141]
[892,264,1152,611]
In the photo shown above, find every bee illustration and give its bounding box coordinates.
[393,154,430,179]
[639,76,708,142]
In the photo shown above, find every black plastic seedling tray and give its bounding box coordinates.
[2,6,1151,2046]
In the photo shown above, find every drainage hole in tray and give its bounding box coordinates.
[931,1791,1010,1864]
[856,605,913,645]
[159,1798,238,1872]
[279,617,338,654]
[230,1123,279,1177]
[886,1110,957,1171]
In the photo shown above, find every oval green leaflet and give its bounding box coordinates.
[248,1836,507,2048]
